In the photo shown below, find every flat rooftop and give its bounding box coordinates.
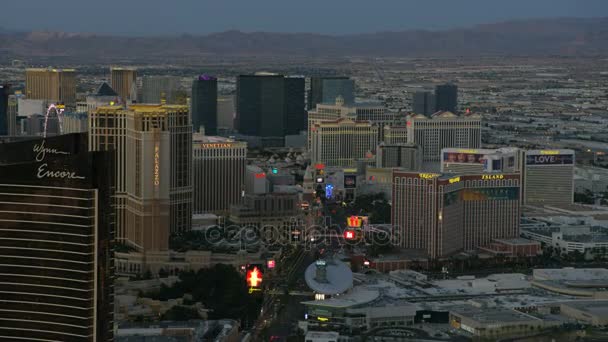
[451,306,541,324]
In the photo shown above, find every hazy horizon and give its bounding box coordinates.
[1,0,607,36]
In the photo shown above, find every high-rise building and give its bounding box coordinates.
[142,75,181,104]
[0,133,114,342]
[25,68,77,105]
[407,111,481,164]
[284,76,306,135]
[376,143,421,169]
[193,135,246,215]
[307,98,387,149]
[524,150,575,206]
[236,73,305,142]
[435,83,458,113]
[217,95,235,130]
[310,118,378,167]
[63,112,89,134]
[392,171,521,258]
[309,76,355,109]
[7,94,18,136]
[0,84,9,135]
[191,75,218,134]
[90,104,192,253]
[441,147,522,174]
[111,67,137,103]
[412,91,436,115]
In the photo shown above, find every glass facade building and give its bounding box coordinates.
[0,133,114,341]
[191,75,218,135]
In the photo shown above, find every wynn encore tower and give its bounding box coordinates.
[0,133,114,342]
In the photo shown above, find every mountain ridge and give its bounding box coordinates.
[1,17,607,59]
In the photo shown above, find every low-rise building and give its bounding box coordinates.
[449,305,557,339]
[560,301,608,326]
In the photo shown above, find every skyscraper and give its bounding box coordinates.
[392,171,520,258]
[523,150,575,206]
[236,73,305,142]
[142,75,181,104]
[309,76,355,109]
[193,135,246,214]
[25,68,77,105]
[111,67,137,103]
[0,84,9,135]
[90,104,192,253]
[407,111,481,164]
[0,133,114,342]
[191,75,218,134]
[284,76,306,135]
[435,83,458,113]
[412,91,436,115]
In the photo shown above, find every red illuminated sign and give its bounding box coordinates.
[255,173,266,179]
[344,230,355,240]
[267,260,276,269]
[247,266,263,288]
[315,163,325,170]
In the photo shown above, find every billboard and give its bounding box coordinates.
[444,187,519,205]
[443,152,485,164]
[344,175,357,188]
[526,154,573,165]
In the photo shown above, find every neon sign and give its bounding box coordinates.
[449,176,461,184]
[200,143,232,148]
[482,174,504,180]
[154,144,160,186]
[419,173,439,179]
[540,150,560,155]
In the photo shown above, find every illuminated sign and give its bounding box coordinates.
[449,176,461,184]
[540,150,560,155]
[419,173,439,180]
[348,216,361,227]
[317,317,329,322]
[272,168,278,174]
[363,260,370,266]
[255,173,266,179]
[33,140,69,162]
[526,154,573,165]
[344,230,355,240]
[325,184,334,199]
[200,143,233,149]
[267,260,276,269]
[456,149,479,154]
[315,163,325,170]
[481,174,504,180]
[315,177,324,183]
[246,265,263,288]
[344,175,357,188]
[37,163,85,180]
[154,144,160,186]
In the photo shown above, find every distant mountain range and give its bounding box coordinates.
[1,17,607,60]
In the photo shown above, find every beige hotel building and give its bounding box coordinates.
[310,118,378,167]
[25,67,77,105]
[90,104,192,252]
[193,134,247,215]
[392,171,521,258]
